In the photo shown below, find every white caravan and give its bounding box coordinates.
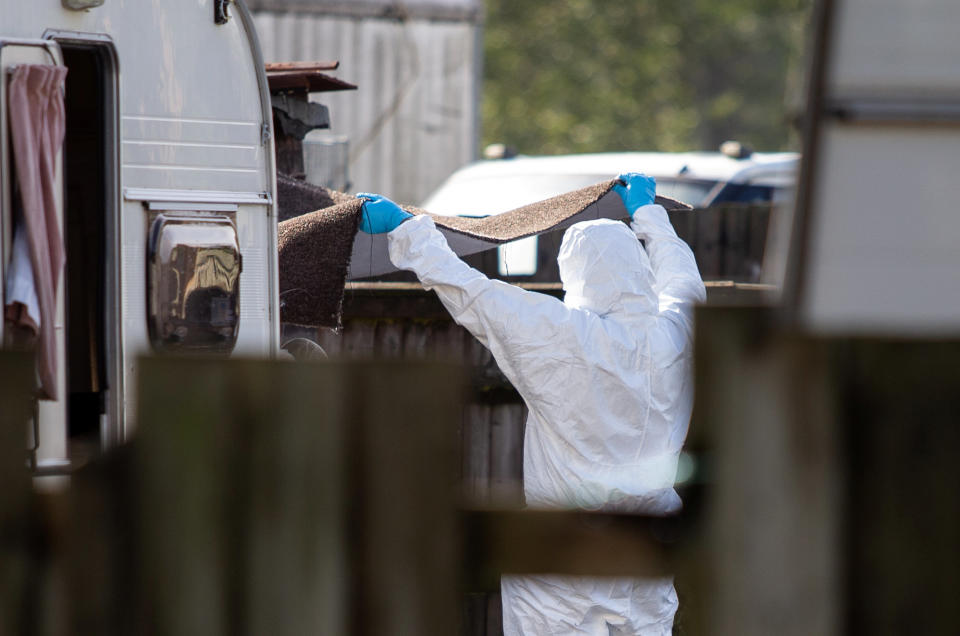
[1,0,280,475]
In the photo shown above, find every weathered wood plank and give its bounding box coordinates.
[747,204,772,281]
[314,326,344,357]
[489,404,524,507]
[842,341,960,635]
[721,206,748,278]
[0,352,38,636]
[462,404,491,504]
[689,306,841,636]
[348,360,463,636]
[461,593,487,636]
[485,593,503,636]
[342,321,378,358]
[432,322,468,363]
[67,445,136,636]
[668,209,697,249]
[375,322,404,358]
[462,510,677,591]
[694,208,722,278]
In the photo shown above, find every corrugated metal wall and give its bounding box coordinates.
[249,1,482,204]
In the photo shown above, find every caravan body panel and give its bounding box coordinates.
[1,0,279,451]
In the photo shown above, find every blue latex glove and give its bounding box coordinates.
[356,193,413,234]
[612,173,657,213]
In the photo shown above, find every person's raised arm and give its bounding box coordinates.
[613,174,706,329]
[357,194,586,404]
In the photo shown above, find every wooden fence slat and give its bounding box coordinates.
[240,363,347,636]
[401,322,431,358]
[375,322,404,358]
[315,327,344,357]
[843,341,960,635]
[431,322,467,363]
[668,209,696,249]
[342,321,378,358]
[489,404,524,507]
[462,404,491,504]
[350,361,463,636]
[0,352,38,636]
[68,446,136,635]
[485,593,503,636]
[721,207,747,278]
[689,307,840,636]
[747,205,772,280]
[461,593,488,636]
[694,208,722,278]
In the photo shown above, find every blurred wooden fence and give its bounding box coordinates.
[4,315,960,634]
[686,308,960,635]
[0,353,675,636]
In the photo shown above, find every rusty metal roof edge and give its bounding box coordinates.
[267,70,358,93]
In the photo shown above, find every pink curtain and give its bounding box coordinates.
[5,64,68,400]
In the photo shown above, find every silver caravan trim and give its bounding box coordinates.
[236,0,281,357]
[124,188,272,205]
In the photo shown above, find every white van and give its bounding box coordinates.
[1,0,280,475]
[421,147,799,275]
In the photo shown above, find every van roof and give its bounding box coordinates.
[443,151,799,185]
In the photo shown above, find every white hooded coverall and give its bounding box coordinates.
[387,204,706,635]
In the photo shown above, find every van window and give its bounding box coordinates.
[710,183,775,205]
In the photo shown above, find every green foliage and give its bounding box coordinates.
[482,0,812,155]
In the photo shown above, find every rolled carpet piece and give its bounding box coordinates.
[278,179,690,328]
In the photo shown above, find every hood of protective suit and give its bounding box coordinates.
[558,219,657,317]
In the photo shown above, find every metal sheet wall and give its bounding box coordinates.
[251,9,481,205]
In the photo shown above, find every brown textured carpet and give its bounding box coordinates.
[277,179,691,328]
[277,173,355,223]
[413,179,688,241]
[278,197,363,328]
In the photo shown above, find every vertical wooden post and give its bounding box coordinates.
[0,352,39,636]
[686,307,843,636]
[841,341,960,634]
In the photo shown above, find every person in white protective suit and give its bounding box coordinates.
[357,172,706,635]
